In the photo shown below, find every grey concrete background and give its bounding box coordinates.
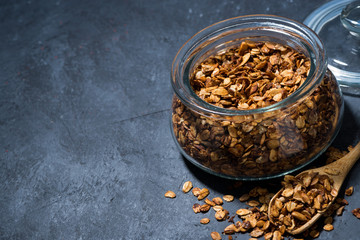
[0,0,359,239]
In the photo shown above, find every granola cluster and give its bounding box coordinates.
[270,172,337,231]
[190,41,309,110]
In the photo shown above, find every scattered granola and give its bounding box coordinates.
[168,146,354,239]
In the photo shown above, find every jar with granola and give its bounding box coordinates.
[171,15,343,180]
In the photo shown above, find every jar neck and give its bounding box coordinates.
[171,15,327,120]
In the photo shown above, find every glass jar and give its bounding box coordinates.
[171,15,343,180]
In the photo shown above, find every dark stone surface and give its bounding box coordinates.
[0,0,359,239]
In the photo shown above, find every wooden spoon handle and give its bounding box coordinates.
[325,141,360,177]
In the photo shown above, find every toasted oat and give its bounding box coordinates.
[345,186,354,196]
[210,231,222,240]
[336,206,345,216]
[213,197,224,205]
[192,187,201,197]
[198,188,210,200]
[193,203,201,213]
[215,209,227,221]
[200,204,211,213]
[213,205,224,212]
[182,181,193,193]
[205,198,216,207]
[224,224,236,235]
[236,208,252,216]
[223,195,234,202]
[247,200,260,207]
[164,191,176,198]
[352,208,360,219]
[323,224,334,231]
[200,218,210,224]
[239,193,250,202]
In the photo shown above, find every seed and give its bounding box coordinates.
[213,197,224,205]
[345,186,354,196]
[164,191,176,198]
[198,188,210,200]
[223,195,234,202]
[182,181,193,193]
[323,223,334,231]
[210,231,222,240]
[200,218,210,224]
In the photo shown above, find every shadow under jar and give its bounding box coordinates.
[171,15,343,180]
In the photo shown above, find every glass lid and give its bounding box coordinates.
[304,0,360,95]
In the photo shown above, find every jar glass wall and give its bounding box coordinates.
[171,15,343,180]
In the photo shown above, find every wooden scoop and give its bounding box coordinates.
[268,141,360,235]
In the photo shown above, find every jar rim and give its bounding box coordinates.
[171,14,327,117]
